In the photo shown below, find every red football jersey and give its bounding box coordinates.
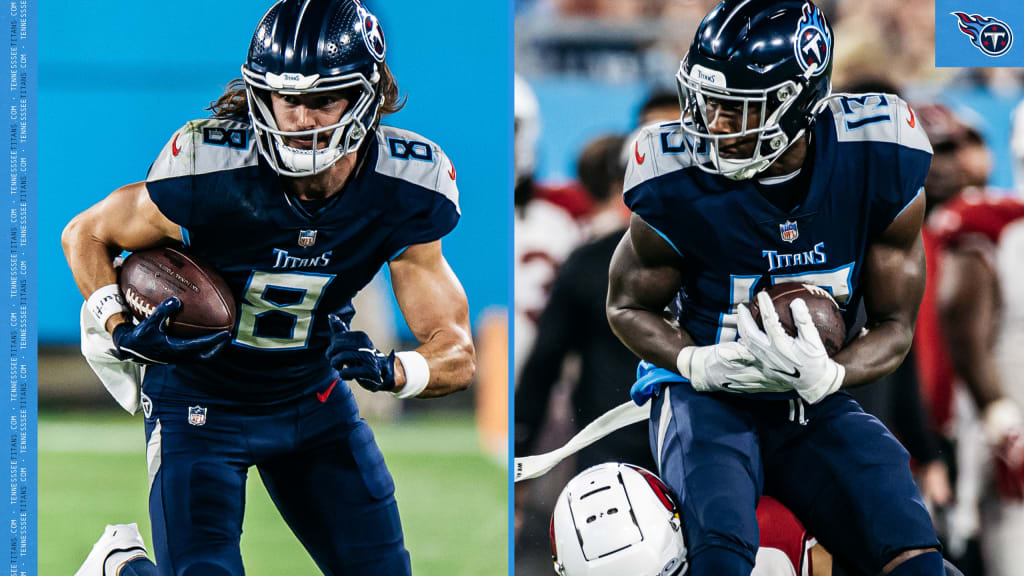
[757,495,813,575]
[915,189,1024,429]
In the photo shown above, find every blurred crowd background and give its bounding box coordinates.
[514,1,1024,574]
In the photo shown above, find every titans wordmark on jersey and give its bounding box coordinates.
[142,118,460,402]
[624,93,931,348]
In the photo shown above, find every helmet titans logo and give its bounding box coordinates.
[951,12,1013,57]
[355,0,386,62]
[794,3,831,76]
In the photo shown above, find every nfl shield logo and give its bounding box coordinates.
[780,221,799,243]
[188,406,207,426]
[298,230,317,248]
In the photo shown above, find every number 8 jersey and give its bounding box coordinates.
[624,93,931,348]
[143,118,460,402]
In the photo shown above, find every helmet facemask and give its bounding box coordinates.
[677,62,807,181]
[243,66,382,177]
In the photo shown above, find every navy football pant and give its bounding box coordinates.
[650,383,940,576]
[142,384,410,576]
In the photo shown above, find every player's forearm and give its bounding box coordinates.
[845,200,926,388]
[607,225,689,374]
[947,333,1002,409]
[607,305,693,374]
[61,215,130,333]
[941,252,1003,409]
[833,319,913,387]
[62,184,180,334]
[398,328,476,398]
[62,214,120,299]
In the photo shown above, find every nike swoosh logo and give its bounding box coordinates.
[171,134,182,157]
[316,379,339,403]
[771,367,801,378]
[906,104,916,128]
[447,160,456,181]
[634,140,646,165]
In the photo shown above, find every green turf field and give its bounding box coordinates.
[39,411,507,575]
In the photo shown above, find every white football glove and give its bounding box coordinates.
[677,340,791,395]
[737,292,845,405]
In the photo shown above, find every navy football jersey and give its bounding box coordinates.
[623,93,931,349]
[142,118,460,402]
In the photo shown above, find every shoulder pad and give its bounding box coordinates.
[624,121,693,193]
[825,93,932,154]
[373,125,460,213]
[148,118,257,182]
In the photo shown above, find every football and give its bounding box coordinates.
[748,283,846,357]
[118,247,236,338]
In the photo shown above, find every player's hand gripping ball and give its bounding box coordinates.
[119,247,236,338]
[738,285,847,404]
[113,247,235,365]
[326,314,397,393]
[111,298,231,365]
[748,283,845,357]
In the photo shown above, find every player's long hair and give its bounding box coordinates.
[207,62,406,120]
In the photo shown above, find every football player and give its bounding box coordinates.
[514,73,581,381]
[914,102,1024,576]
[552,463,969,576]
[606,1,942,575]
[62,1,474,575]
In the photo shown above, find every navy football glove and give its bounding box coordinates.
[326,314,397,393]
[111,298,231,365]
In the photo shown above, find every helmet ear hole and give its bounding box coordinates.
[551,463,687,576]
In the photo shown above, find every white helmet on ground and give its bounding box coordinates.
[551,463,688,576]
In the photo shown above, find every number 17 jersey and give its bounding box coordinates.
[623,94,931,348]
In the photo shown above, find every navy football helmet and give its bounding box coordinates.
[678,0,834,180]
[242,0,387,176]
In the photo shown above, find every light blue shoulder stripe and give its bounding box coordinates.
[893,186,924,221]
[648,223,684,259]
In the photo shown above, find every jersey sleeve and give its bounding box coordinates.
[622,122,691,258]
[879,97,931,231]
[373,128,461,258]
[145,122,198,234]
[828,94,932,237]
[145,119,258,246]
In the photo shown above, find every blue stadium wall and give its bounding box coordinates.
[37,0,510,343]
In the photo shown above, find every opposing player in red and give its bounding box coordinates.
[550,463,980,576]
[914,102,1024,576]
